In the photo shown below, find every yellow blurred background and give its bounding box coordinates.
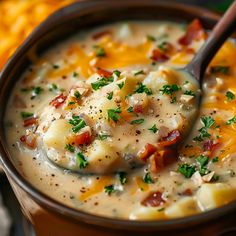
[0,0,77,70]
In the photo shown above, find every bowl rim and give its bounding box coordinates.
[1,0,236,231]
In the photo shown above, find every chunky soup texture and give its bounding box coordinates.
[5,20,236,220]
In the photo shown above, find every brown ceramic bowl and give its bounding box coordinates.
[0,1,236,236]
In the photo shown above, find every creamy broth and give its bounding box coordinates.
[5,21,236,220]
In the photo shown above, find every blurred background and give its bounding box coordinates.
[0,0,234,236]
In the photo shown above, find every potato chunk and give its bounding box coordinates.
[43,119,71,150]
[165,197,200,218]
[196,183,236,210]
[129,206,165,220]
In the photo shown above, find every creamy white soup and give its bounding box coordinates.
[5,20,236,220]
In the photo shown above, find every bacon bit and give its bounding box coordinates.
[178,19,205,46]
[23,117,38,127]
[20,133,36,149]
[74,131,92,146]
[92,30,112,40]
[151,49,169,62]
[158,130,181,148]
[49,93,67,108]
[13,95,27,108]
[141,191,165,207]
[97,68,112,78]
[182,188,193,196]
[150,149,178,173]
[139,143,157,161]
[133,104,143,114]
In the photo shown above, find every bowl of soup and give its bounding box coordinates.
[0,1,236,235]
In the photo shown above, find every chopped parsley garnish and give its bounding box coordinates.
[211,174,220,182]
[134,82,152,95]
[107,92,113,100]
[212,156,219,163]
[20,87,30,92]
[76,152,88,169]
[184,81,189,85]
[178,163,196,178]
[65,144,75,153]
[21,111,33,119]
[148,124,158,133]
[146,35,156,41]
[96,47,106,57]
[127,106,133,113]
[158,41,169,52]
[49,83,58,92]
[196,155,210,175]
[226,116,236,125]
[53,64,60,69]
[74,91,81,99]
[117,81,125,89]
[104,185,115,195]
[130,118,144,125]
[134,70,145,76]
[143,172,154,184]
[113,70,121,77]
[160,84,181,95]
[69,115,86,133]
[170,96,177,104]
[98,134,110,140]
[68,101,76,105]
[32,86,43,96]
[184,90,195,96]
[119,172,127,185]
[226,91,235,101]
[193,116,215,142]
[107,107,121,123]
[73,71,79,77]
[91,77,113,91]
[210,66,229,75]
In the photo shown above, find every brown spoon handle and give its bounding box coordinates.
[186,1,236,85]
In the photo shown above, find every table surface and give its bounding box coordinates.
[0,1,232,236]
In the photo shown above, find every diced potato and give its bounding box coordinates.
[43,119,71,149]
[196,183,236,210]
[165,197,200,218]
[118,77,139,98]
[129,206,166,220]
[85,140,121,174]
[143,67,178,92]
[180,94,194,104]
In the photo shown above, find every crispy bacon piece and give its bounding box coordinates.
[133,104,143,114]
[97,68,113,78]
[150,149,178,173]
[151,49,169,62]
[74,131,92,146]
[140,143,157,161]
[158,130,181,148]
[23,117,38,127]
[182,188,193,196]
[203,140,221,158]
[92,30,111,40]
[49,93,67,108]
[178,19,205,46]
[141,191,165,207]
[20,133,37,149]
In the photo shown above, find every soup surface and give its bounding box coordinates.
[5,20,236,220]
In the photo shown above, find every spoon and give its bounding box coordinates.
[185,1,236,86]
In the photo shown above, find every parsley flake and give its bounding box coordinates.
[134,83,152,95]
[91,77,113,91]
[65,144,75,153]
[21,111,33,119]
[226,116,236,125]
[184,90,195,96]
[210,66,229,75]
[96,47,106,57]
[69,115,86,133]
[119,172,127,185]
[107,107,121,123]
[130,118,144,125]
[117,81,125,89]
[127,106,133,113]
[134,70,145,76]
[178,163,196,178]
[160,84,181,95]
[148,124,158,133]
[107,92,113,100]
[143,172,154,184]
[226,91,235,101]
[104,185,115,195]
[113,70,121,77]
[76,152,88,169]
